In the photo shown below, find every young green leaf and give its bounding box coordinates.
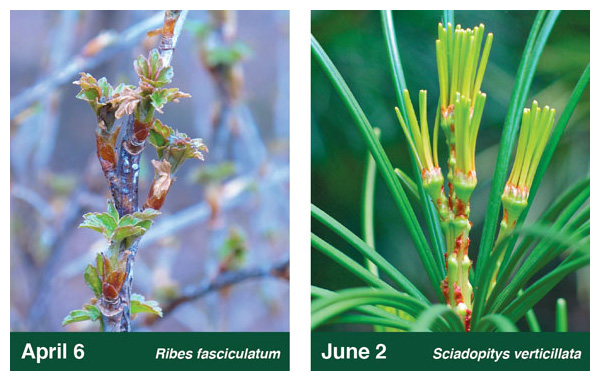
[62,305,101,326]
[74,73,102,108]
[79,211,118,240]
[112,225,146,243]
[111,87,141,119]
[84,264,102,297]
[149,88,191,113]
[107,200,119,221]
[135,49,174,90]
[148,120,208,171]
[96,253,104,277]
[131,293,163,317]
[132,208,161,220]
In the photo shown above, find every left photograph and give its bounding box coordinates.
[10,9,289,341]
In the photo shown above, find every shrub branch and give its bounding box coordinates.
[66,10,207,332]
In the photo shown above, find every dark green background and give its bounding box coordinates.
[11,332,289,371]
[312,332,589,370]
[311,10,590,331]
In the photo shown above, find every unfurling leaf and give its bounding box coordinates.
[148,119,171,148]
[132,208,161,220]
[107,200,119,221]
[149,120,208,172]
[149,88,191,113]
[151,159,174,192]
[80,201,160,243]
[131,293,163,317]
[168,135,208,166]
[101,253,113,278]
[134,220,152,231]
[84,264,102,297]
[117,214,139,227]
[102,283,119,301]
[97,77,112,100]
[62,304,101,326]
[76,88,101,104]
[96,253,104,277]
[112,225,145,243]
[74,73,102,105]
[79,210,118,241]
[95,126,120,173]
[74,73,125,116]
[110,209,160,242]
[104,270,127,300]
[134,49,174,91]
[144,159,174,210]
[111,86,141,119]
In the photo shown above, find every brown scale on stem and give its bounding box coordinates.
[95,128,120,185]
[133,120,151,142]
[159,11,179,52]
[97,252,128,331]
[441,278,450,301]
[447,187,454,211]
[100,254,128,301]
[144,159,174,211]
[436,195,445,209]
[464,311,472,332]
[122,119,151,155]
[453,283,463,305]
[455,198,467,217]
[95,127,121,204]
[441,104,454,119]
[454,234,464,255]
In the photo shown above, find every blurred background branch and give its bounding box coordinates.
[144,256,289,325]
[11,12,164,119]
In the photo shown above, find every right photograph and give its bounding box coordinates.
[311,10,589,370]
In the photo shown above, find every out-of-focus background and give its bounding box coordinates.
[312,10,589,331]
[11,10,289,332]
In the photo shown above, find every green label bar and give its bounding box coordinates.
[11,332,289,371]
[312,332,589,371]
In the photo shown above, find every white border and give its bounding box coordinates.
[3,1,597,380]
